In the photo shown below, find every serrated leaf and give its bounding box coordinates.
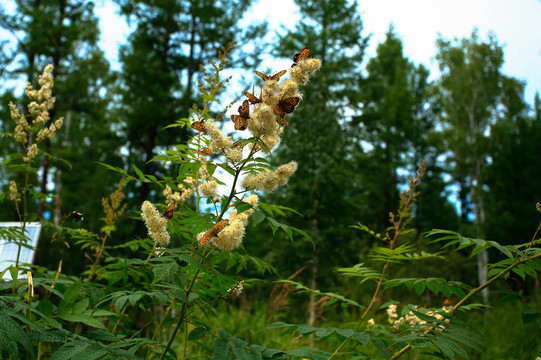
[58,281,81,316]
[371,338,391,358]
[50,340,91,360]
[188,327,208,341]
[213,339,230,360]
[353,331,370,345]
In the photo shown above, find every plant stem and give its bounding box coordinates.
[328,165,423,360]
[159,268,200,360]
[217,138,258,221]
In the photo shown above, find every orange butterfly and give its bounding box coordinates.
[163,201,176,225]
[292,46,310,67]
[194,147,212,156]
[274,97,300,118]
[232,140,243,148]
[244,90,262,104]
[198,219,229,245]
[231,100,250,131]
[255,69,287,82]
[191,120,206,134]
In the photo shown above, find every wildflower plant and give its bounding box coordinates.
[95,42,320,358]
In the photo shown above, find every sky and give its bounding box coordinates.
[94,0,541,107]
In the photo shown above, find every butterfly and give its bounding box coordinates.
[231,100,250,131]
[69,211,84,222]
[274,97,300,118]
[194,147,212,156]
[255,69,287,82]
[191,120,206,134]
[280,118,291,127]
[232,140,243,148]
[244,90,262,104]
[163,201,176,220]
[198,219,229,246]
[292,46,310,67]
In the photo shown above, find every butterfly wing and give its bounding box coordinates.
[273,103,286,118]
[239,100,250,117]
[191,120,206,134]
[198,230,215,246]
[279,97,300,113]
[231,115,248,131]
[292,47,311,67]
[244,91,262,104]
[194,147,212,156]
[270,69,287,81]
[211,219,229,235]
[163,201,176,220]
[254,70,269,81]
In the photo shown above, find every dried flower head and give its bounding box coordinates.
[141,200,170,247]
[9,180,21,202]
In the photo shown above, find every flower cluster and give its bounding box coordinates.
[184,47,320,251]
[9,180,20,202]
[242,161,298,192]
[9,64,63,161]
[383,304,451,330]
[197,194,259,252]
[141,201,170,247]
[102,181,127,227]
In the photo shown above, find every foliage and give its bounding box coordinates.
[1,5,540,360]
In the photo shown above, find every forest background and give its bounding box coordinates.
[1,0,541,359]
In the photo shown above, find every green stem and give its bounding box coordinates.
[159,269,200,360]
[328,167,423,360]
[217,138,259,221]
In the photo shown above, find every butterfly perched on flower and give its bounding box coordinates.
[254,69,287,82]
[191,120,206,134]
[274,97,300,118]
[292,46,310,67]
[194,147,212,156]
[244,90,262,104]
[231,100,250,131]
[232,140,243,148]
[198,219,229,245]
[163,201,176,221]
[69,211,84,222]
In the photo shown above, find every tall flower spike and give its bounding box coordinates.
[141,201,171,247]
